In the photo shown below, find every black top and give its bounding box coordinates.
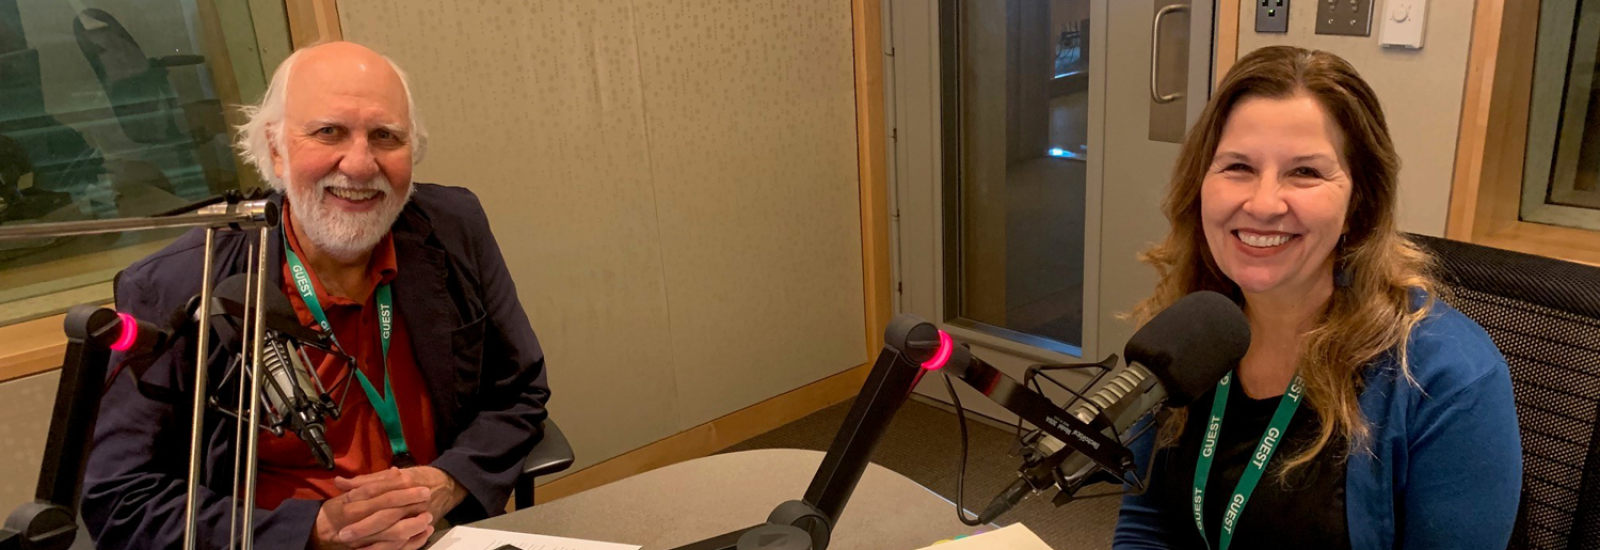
[1145,378,1351,550]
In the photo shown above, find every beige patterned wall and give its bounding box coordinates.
[0,372,59,510]
[338,1,867,472]
[1236,0,1475,237]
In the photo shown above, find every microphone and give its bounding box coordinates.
[212,274,341,469]
[982,291,1250,520]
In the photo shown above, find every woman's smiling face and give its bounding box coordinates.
[1201,94,1353,300]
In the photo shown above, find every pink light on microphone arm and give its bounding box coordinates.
[110,312,139,352]
[921,330,954,370]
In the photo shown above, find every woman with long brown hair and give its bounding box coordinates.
[1113,46,1521,549]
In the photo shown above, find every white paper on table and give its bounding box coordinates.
[914,523,1056,550]
[429,525,642,550]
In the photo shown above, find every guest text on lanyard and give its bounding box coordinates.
[284,234,414,468]
[1192,370,1304,550]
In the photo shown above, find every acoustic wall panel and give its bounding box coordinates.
[627,0,865,428]
[0,372,59,511]
[340,0,865,469]
[341,1,684,473]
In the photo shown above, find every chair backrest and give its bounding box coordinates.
[1410,234,1600,550]
[71,8,150,85]
[72,8,180,144]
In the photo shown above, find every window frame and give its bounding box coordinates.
[0,0,310,381]
[1518,0,1600,231]
[1448,0,1600,266]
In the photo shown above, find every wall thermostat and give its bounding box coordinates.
[1378,0,1428,49]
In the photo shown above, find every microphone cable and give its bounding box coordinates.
[943,372,988,527]
[102,351,160,398]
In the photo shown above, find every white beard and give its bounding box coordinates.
[285,171,413,263]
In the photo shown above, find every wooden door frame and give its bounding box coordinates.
[287,0,342,47]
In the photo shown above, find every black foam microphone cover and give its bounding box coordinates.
[213,274,324,343]
[1124,290,1250,407]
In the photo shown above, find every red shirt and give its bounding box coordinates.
[255,208,438,510]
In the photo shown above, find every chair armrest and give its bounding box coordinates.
[523,419,575,479]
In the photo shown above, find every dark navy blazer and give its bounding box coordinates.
[82,184,551,550]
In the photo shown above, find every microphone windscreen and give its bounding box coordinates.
[215,274,294,319]
[213,274,246,309]
[1124,291,1250,406]
[213,274,323,342]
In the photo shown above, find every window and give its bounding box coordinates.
[1523,0,1600,231]
[941,0,1089,354]
[0,0,284,325]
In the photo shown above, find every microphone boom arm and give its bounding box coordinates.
[669,314,1142,550]
[0,307,124,550]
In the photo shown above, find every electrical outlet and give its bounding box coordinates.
[1255,0,1290,33]
[1316,0,1374,36]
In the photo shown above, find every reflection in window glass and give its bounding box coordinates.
[1523,0,1600,230]
[946,0,1088,352]
[0,0,262,321]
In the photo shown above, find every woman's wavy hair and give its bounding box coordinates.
[1131,46,1436,474]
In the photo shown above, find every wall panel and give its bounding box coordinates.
[340,0,865,469]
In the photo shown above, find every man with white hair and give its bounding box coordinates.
[83,42,550,550]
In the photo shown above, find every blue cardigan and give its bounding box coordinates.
[1114,302,1523,549]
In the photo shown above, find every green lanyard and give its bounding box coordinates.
[1192,370,1304,550]
[283,234,412,465]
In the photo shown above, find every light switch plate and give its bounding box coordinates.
[1255,0,1290,33]
[1316,0,1374,36]
[1379,0,1427,49]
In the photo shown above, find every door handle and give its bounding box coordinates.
[1150,4,1189,104]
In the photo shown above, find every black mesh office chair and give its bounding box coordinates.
[1410,234,1600,550]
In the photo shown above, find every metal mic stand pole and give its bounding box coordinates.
[148,189,269,219]
[237,227,271,550]
[0,201,280,550]
[183,225,216,550]
[0,201,277,240]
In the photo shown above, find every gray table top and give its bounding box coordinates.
[467,449,986,550]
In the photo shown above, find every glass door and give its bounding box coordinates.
[939,0,1093,356]
[889,0,1215,416]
